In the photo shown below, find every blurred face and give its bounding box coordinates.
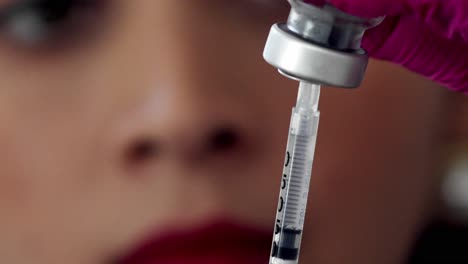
[0,1,451,264]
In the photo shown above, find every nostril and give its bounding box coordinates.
[208,127,240,153]
[122,127,243,166]
[126,139,159,165]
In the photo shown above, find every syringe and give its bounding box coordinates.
[270,82,320,264]
[263,1,384,263]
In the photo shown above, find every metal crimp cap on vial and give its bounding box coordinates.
[263,0,383,88]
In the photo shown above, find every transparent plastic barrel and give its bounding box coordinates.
[270,83,320,264]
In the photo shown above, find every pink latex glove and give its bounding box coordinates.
[307,0,468,93]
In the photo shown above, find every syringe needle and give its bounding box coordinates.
[270,82,321,264]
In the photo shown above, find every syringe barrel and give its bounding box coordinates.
[270,101,320,264]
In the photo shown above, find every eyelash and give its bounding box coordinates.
[0,0,104,49]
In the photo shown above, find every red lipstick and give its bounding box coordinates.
[119,221,271,264]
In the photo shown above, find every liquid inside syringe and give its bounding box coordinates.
[270,82,320,264]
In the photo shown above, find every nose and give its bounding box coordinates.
[103,1,262,173]
[126,126,241,165]
[110,19,258,170]
[119,88,253,167]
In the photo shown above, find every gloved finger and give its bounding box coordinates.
[405,0,468,41]
[324,0,408,17]
[327,0,468,41]
[362,15,468,93]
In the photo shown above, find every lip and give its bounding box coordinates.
[118,220,272,264]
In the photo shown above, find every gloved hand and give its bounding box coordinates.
[307,0,468,93]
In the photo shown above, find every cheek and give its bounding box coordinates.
[0,104,105,262]
[300,61,446,263]
[0,51,133,253]
[314,61,445,210]
[0,100,100,213]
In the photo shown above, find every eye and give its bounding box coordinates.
[0,0,105,48]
